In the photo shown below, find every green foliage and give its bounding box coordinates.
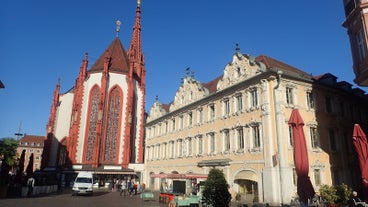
[0,137,18,186]
[319,184,352,205]
[319,184,339,204]
[336,183,352,205]
[0,137,19,166]
[202,168,231,207]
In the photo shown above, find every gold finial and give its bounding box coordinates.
[138,0,141,6]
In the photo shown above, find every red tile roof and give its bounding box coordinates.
[88,38,130,74]
[19,135,45,147]
[256,54,312,77]
[203,75,222,93]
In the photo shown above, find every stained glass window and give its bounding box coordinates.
[104,88,122,162]
[86,87,100,161]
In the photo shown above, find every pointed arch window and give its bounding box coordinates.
[104,87,123,162]
[85,86,100,161]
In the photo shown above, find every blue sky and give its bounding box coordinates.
[0,1,363,138]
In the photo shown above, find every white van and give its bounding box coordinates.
[72,171,94,196]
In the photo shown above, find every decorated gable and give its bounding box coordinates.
[169,75,209,111]
[217,51,265,91]
[147,99,168,122]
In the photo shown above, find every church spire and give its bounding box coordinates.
[128,0,143,71]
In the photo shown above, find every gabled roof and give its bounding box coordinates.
[256,55,311,77]
[203,75,222,93]
[88,38,130,74]
[19,135,45,147]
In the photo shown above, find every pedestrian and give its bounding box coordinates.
[120,179,127,196]
[27,176,35,197]
[351,191,365,204]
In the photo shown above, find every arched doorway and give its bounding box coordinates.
[234,170,258,204]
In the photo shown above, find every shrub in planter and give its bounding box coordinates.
[336,183,352,205]
[319,184,339,205]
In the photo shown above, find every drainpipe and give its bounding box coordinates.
[273,70,284,206]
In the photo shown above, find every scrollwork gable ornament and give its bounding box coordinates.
[217,47,265,91]
[147,98,167,122]
[170,76,209,111]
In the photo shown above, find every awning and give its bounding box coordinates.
[150,173,208,179]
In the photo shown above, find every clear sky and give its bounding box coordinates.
[0,0,364,138]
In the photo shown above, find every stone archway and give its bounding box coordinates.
[234,170,259,204]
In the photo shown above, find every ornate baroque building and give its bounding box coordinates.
[42,1,145,181]
[144,47,368,205]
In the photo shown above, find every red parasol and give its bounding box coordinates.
[352,124,368,201]
[288,109,315,204]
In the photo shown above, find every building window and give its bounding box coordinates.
[224,130,230,151]
[329,129,338,152]
[237,128,244,150]
[158,124,162,136]
[85,86,100,162]
[325,96,333,114]
[30,149,34,153]
[170,141,175,158]
[172,118,176,131]
[198,108,203,124]
[250,89,258,108]
[252,125,260,148]
[209,133,215,153]
[178,139,183,157]
[306,91,315,109]
[236,94,243,112]
[209,104,215,121]
[188,112,193,126]
[310,127,320,149]
[179,116,184,129]
[165,121,168,134]
[289,125,293,146]
[286,87,294,105]
[198,136,203,155]
[163,143,167,159]
[293,168,297,186]
[157,144,161,160]
[223,99,230,116]
[188,138,193,156]
[356,29,367,63]
[314,169,321,186]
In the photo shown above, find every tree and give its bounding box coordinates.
[0,137,18,189]
[202,168,231,207]
[0,137,19,167]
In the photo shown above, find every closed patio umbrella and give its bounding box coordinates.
[288,109,315,204]
[352,124,368,201]
[25,153,34,179]
[15,149,25,184]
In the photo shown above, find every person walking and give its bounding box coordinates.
[27,176,35,197]
[120,179,127,196]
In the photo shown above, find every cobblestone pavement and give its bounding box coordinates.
[0,188,240,207]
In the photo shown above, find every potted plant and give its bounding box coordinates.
[336,183,352,206]
[319,184,339,207]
